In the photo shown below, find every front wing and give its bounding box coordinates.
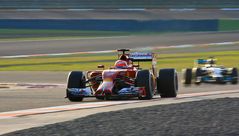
[197,75,235,83]
[67,86,146,98]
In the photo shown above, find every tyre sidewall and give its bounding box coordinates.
[136,70,153,100]
[158,69,178,97]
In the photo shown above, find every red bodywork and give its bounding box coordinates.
[87,67,142,96]
[72,49,157,98]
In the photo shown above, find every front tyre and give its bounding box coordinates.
[158,69,178,98]
[67,71,86,102]
[135,70,153,100]
[231,68,238,84]
[194,68,202,85]
[182,68,192,84]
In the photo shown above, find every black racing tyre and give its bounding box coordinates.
[67,71,86,101]
[195,68,202,77]
[182,68,192,84]
[194,68,202,85]
[231,68,238,84]
[135,70,153,100]
[158,69,178,98]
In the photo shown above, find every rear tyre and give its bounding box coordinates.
[135,70,153,100]
[182,68,192,84]
[231,68,238,84]
[67,71,86,102]
[158,69,178,98]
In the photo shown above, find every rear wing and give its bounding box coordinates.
[196,59,208,64]
[129,52,157,75]
[195,58,217,67]
[196,58,216,65]
[129,52,154,62]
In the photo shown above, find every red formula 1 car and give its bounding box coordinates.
[66,49,178,101]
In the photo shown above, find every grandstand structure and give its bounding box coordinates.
[0,0,238,9]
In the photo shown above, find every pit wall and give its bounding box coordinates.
[0,19,238,32]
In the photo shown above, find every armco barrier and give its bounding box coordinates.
[0,19,218,32]
[219,20,239,31]
[0,0,238,9]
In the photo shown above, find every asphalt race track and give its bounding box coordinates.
[0,88,239,135]
[0,31,239,56]
[0,71,238,113]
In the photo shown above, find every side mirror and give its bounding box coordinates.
[97,65,105,69]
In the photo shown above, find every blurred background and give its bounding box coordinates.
[0,0,239,71]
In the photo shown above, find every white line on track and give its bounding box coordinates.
[118,8,145,11]
[0,89,238,119]
[0,36,130,43]
[0,40,238,59]
[133,41,239,51]
[220,8,239,11]
[169,8,196,11]
[0,50,116,58]
[16,9,44,11]
[0,101,138,119]
[67,9,95,11]
[0,82,65,90]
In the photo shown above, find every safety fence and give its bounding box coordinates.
[0,19,220,32]
[0,0,238,9]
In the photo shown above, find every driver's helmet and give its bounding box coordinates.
[119,55,129,61]
[208,59,216,64]
[114,60,128,69]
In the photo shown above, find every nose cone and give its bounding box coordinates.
[96,81,114,95]
[95,70,119,96]
[211,68,223,77]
